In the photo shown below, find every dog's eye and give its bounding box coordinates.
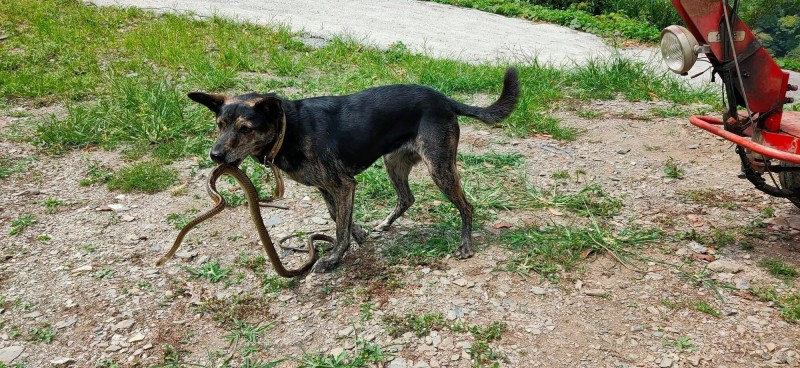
[240,127,252,134]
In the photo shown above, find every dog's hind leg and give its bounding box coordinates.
[420,124,475,259]
[312,178,357,273]
[319,188,367,244]
[376,149,421,231]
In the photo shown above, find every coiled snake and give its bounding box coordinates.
[156,162,332,277]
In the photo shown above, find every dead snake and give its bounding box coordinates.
[156,163,332,277]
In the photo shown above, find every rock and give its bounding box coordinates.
[71,265,92,273]
[688,241,707,254]
[338,326,353,337]
[659,357,673,367]
[453,278,468,287]
[51,357,75,366]
[0,346,24,363]
[175,251,197,260]
[120,215,135,222]
[311,216,328,225]
[107,203,129,212]
[388,357,409,368]
[583,289,607,297]
[765,342,777,352]
[707,260,744,273]
[644,272,664,281]
[112,319,135,331]
[22,311,42,319]
[55,315,78,329]
[128,333,145,343]
[687,356,701,366]
[329,347,344,357]
[531,287,546,295]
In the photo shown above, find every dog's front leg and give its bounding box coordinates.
[312,179,356,273]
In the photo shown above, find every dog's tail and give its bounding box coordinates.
[451,67,520,124]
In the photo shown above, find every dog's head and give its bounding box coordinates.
[188,92,284,166]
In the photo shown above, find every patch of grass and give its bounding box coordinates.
[662,335,698,352]
[185,260,232,283]
[79,160,113,187]
[261,274,296,293]
[540,183,622,218]
[28,324,56,343]
[92,268,115,280]
[224,318,273,345]
[693,300,721,318]
[297,339,389,368]
[42,197,65,213]
[383,312,447,338]
[551,170,570,180]
[383,225,459,266]
[663,157,685,179]
[467,321,507,367]
[759,258,799,280]
[9,214,37,236]
[107,161,178,194]
[499,224,660,280]
[0,157,30,180]
[165,208,199,229]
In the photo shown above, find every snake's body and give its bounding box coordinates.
[156,163,329,277]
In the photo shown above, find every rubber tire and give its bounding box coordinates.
[779,162,800,209]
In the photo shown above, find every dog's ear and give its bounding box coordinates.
[187,92,225,114]
[254,96,284,123]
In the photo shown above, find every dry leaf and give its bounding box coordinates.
[548,208,563,216]
[686,214,704,227]
[492,222,513,229]
[691,253,715,262]
[579,249,594,259]
[732,290,755,300]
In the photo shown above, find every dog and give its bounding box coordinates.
[188,67,520,273]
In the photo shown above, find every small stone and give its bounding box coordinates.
[388,357,409,368]
[120,215,135,222]
[107,203,129,212]
[51,357,75,366]
[453,278,468,287]
[688,241,707,254]
[112,319,135,331]
[105,344,122,352]
[644,272,664,281]
[531,287,546,295]
[71,265,92,273]
[708,260,744,273]
[329,347,344,357]
[175,251,197,260]
[128,333,145,343]
[338,326,354,337]
[687,356,701,366]
[617,148,631,154]
[311,216,328,225]
[765,343,777,352]
[22,311,42,319]
[659,357,673,367]
[55,316,77,329]
[0,346,24,364]
[583,289,606,297]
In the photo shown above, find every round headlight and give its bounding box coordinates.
[660,25,699,74]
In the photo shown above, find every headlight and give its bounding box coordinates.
[660,25,699,74]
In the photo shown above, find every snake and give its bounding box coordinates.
[156,162,332,277]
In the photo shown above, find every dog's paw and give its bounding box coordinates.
[352,225,368,244]
[457,245,475,259]
[374,221,391,232]
[312,255,340,273]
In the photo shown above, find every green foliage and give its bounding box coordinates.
[739,0,800,58]
[107,161,178,193]
[9,214,37,236]
[383,312,447,338]
[28,324,56,343]
[759,258,799,279]
[185,261,233,283]
[165,208,199,229]
[297,340,389,368]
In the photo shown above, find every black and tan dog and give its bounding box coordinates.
[188,68,520,273]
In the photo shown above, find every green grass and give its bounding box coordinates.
[42,197,65,213]
[662,335,698,352]
[9,214,37,236]
[693,300,721,318]
[663,157,685,179]
[383,312,447,338]
[759,258,799,280]
[28,324,56,343]
[499,223,660,280]
[185,260,232,283]
[297,340,389,368]
[0,157,30,180]
[165,208,199,229]
[107,161,178,193]
[1,0,714,163]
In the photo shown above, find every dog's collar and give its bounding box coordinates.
[262,111,286,165]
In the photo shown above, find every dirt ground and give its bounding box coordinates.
[1,93,800,367]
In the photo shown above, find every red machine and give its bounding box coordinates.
[661,0,800,207]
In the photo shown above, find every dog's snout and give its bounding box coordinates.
[209,150,225,163]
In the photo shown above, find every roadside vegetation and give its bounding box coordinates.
[430,0,800,71]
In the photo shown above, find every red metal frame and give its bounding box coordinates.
[689,115,800,164]
[672,0,799,164]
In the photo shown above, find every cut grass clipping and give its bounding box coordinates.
[499,224,660,280]
[3,0,713,162]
